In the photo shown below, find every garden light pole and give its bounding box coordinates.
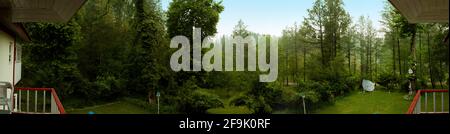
[156,91,160,114]
[302,95,306,114]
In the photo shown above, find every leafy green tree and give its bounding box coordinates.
[21,21,85,98]
[127,0,170,98]
[232,19,251,38]
[166,0,224,39]
[166,0,224,87]
[391,9,421,94]
[304,0,350,67]
[304,0,326,65]
[75,0,130,99]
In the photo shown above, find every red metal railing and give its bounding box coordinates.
[13,88,65,114]
[407,89,448,114]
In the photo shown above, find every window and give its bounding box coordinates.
[16,44,21,63]
[9,42,12,64]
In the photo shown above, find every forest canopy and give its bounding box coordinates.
[17,0,448,114]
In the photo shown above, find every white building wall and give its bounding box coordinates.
[0,30,14,85]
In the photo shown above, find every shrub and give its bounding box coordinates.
[177,89,224,114]
[375,84,387,91]
[229,93,250,106]
[295,79,357,112]
[230,82,283,114]
[377,71,402,91]
[400,78,411,92]
[248,96,273,114]
[343,74,360,92]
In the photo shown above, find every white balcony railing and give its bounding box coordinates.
[12,88,65,114]
[407,89,449,114]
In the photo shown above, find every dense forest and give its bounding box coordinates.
[17,0,448,114]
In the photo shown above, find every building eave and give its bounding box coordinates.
[1,0,86,23]
[0,14,30,41]
[389,0,449,23]
[0,0,86,41]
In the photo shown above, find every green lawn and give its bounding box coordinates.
[207,106,252,114]
[67,101,151,114]
[66,90,447,114]
[316,91,412,114]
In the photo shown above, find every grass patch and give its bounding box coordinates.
[207,106,252,114]
[315,90,411,114]
[67,98,178,114]
[67,101,152,114]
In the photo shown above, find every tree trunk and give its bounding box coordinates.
[439,59,444,89]
[348,46,351,74]
[360,37,365,78]
[369,38,372,80]
[291,37,295,84]
[316,6,325,66]
[304,46,306,82]
[285,38,289,86]
[148,90,154,104]
[360,48,364,78]
[419,32,422,78]
[320,24,325,66]
[334,33,337,58]
[354,55,357,76]
[397,29,402,76]
[427,29,435,89]
[133,0,145,46]
[294,31,298,84]
[366,39,370,79]
[409,24,417,94]
[393,33,396,76]
[375,42,378,76]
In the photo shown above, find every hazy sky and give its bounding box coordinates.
[161,0,387,36]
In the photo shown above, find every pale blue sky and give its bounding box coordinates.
[161,0,386,36]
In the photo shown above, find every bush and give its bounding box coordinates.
[377,71,402,91]
[400,78,411,92]
[295,79,359,112]
[248,96,273,114]
[343,74,360,92]
[229,82,283,114]
[229,93,250,106]
[177,89,224,114]
[375,84,387,91]
[416,76,428,90]
[303,56,358,100]
[274,84,299,108]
